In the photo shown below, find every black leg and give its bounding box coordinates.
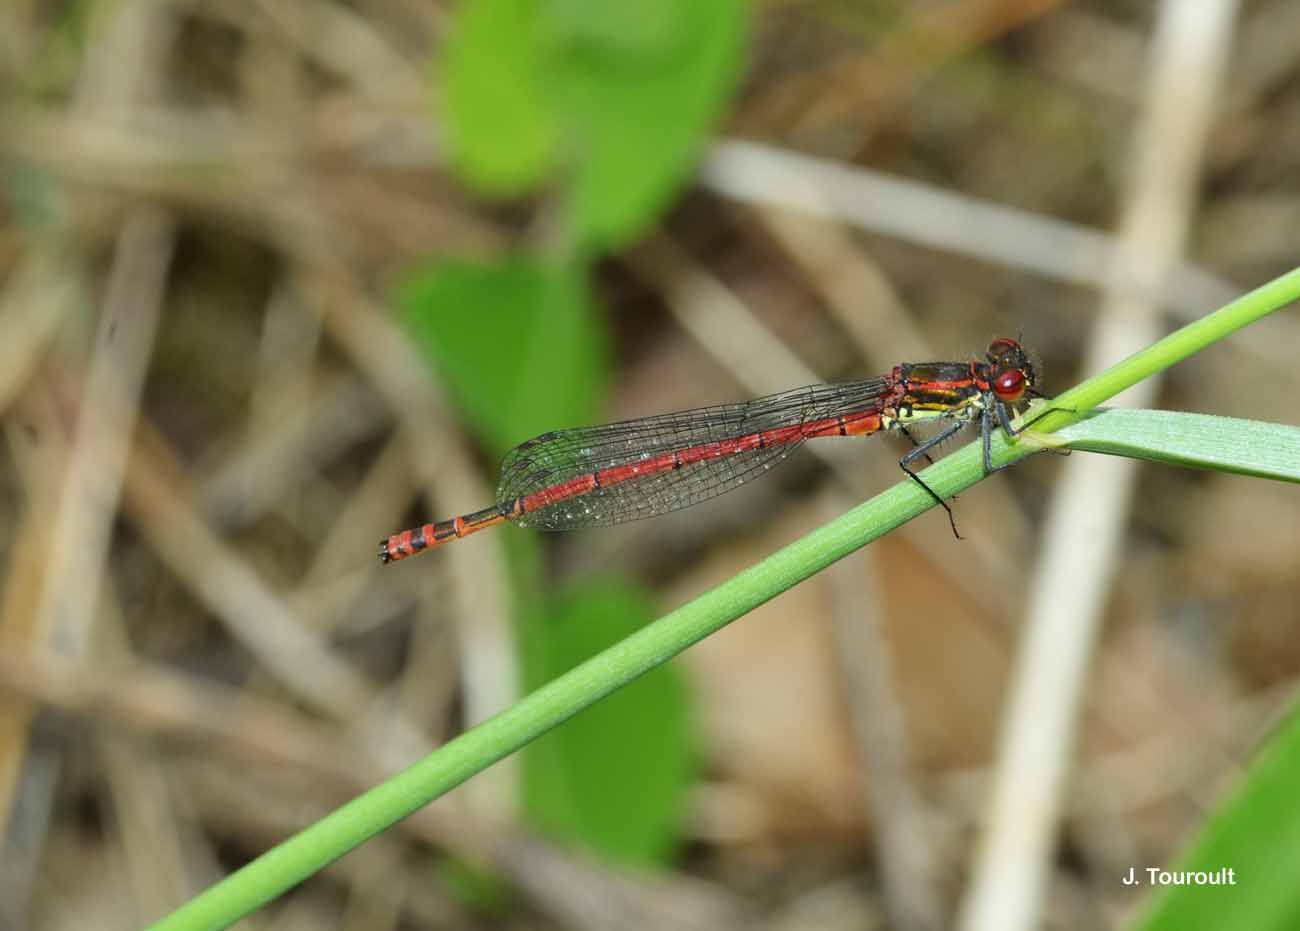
[980,403,1023,475]
[996,399,1016,437]
[896,423,937,466]
[983,405,997,473]
[1015,397,1078,433]
[899,418,970,539]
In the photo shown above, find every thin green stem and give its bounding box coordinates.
[147,265,1300,931]
[1029,265,1300,434]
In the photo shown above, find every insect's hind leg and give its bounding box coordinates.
[899,420,965,504]
[896,423,937,466]
[898,419,969,539]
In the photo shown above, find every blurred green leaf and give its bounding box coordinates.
[520,581,694,867]
[442,0,559,195]
[1052,409,1300,483]
[550,0,747,248]
[439,0,746,250]
[399,257,608,455]
[1130,706,1300,931]
[435,858,511,915]
[546,0,684,57]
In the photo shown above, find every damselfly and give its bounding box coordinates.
[380,338,1040,563]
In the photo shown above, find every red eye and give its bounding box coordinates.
[987,337,1020,357]
[993,368,1026,402]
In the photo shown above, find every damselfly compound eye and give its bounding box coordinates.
[993,368,1026,402]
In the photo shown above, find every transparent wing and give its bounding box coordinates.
[496,378,887,531]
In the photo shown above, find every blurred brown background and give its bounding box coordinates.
[2,1,1299,929]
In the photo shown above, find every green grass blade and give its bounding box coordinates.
[1129,708,1300,931]
[1050,409,1300,483]
[1030,265,1300,435]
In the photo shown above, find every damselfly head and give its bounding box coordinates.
[984,338,1036,403]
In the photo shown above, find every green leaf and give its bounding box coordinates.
[399,257,608,455]
[520,581,694,866]
[437,0,747,248]
[1051,409,1300,483]
[546,0,685,57]
[441,0,559,196]
[549,0,747,249]
[1130,707,1300,931]
[435,858,511,915]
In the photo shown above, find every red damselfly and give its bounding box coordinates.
[380,338,1040,563]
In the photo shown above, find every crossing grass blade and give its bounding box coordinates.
[1046,409,1300,483]
[1129,707,1300,931]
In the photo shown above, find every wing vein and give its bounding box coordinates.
[496,378,887,530]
